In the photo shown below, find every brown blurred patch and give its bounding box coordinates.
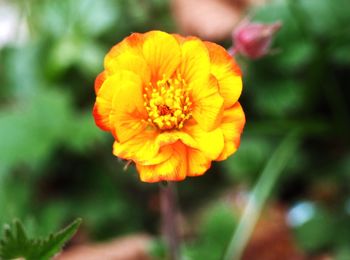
[56,234,152,260]
[242,203,305,260]
[171,0,268,41]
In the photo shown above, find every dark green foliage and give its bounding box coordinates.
[0,219,81,260]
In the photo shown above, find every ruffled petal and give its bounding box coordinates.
[94,71,106,94]
[177,37,211,85]
[93,73,120,132]
[183,120,224,160]
[190,75,224,131]
[93,70,148,140]
[187,148,212,177]
[172,33,186,44]
[142,31,181,81]
[205,41,242,108]
[109,71,148,142]
[216,102,245,161]
[156,130,197,148]
[113,128,172,165]
[104,33,145,70]
[113,129,196,165]
[136,141,187,182]
[105,53,151,84]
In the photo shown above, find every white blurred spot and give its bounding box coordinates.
[287,201,315,227]
[0,1,28,48]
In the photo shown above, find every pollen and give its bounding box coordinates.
[143,74,192,130]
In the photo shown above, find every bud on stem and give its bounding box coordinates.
[233,19,282,59]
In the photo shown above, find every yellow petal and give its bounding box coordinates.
[178,37,211,85]
[216,102,245,161]
[136,141,187,182]
[109,71,148,142]
[106,53,151,84]
[93,72,121,132]
[205,41,242,108]
[156,130,197,148]
[113,128,173,165]
[183,120,224,160]
[94,70,148,141]
[104,33,144,70]
[142,31,181,81]
[113,128,196,165]
[190,76,224,131]
[187,148,212,177]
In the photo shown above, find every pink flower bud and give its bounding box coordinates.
[233,19,282,59]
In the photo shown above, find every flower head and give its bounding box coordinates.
[93,31,245,182]
[233,19,282,59]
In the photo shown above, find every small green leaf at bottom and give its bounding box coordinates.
[0,218,82,260]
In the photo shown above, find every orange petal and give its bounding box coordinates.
[216,102,245,161]
[205,41,242,108]
[187,148,212,177]
[93,103,111,132]
[172,33,186,44]
[142,31,181,81]
[190,75,224,131]
[94,71,106,94]
[93,73,121,132]
[183,120,224,160]
[177,37,211,84]
[136,141,187,182]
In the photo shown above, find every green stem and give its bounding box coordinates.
[223,131,300,260]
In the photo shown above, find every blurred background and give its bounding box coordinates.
[0,0,350,259]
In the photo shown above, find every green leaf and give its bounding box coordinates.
[0,218,82,260]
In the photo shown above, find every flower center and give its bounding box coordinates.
[143,74,192,130]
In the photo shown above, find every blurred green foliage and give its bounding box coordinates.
[0,0,174,242]
[183,204,237,260]
[221,0,350,256]
[0,0,350,258]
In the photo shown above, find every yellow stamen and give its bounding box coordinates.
[143,75,192,130]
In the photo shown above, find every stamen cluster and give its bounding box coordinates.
[143,74,192,130]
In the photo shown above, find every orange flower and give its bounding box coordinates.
[93,31,245,182]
